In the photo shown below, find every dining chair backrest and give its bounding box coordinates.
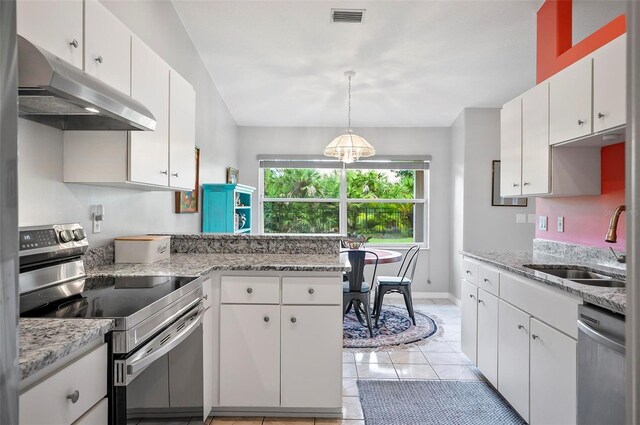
[397,245,420,283]
[346,250,379,292]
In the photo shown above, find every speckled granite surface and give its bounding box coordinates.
[533,239,627,270]
[87,252,349,277]
[461,250,626,315]
[20,318,114,380]
[160,233,342,255]
[82,242,114,269]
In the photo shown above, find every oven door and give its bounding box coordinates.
[111,301,204,424]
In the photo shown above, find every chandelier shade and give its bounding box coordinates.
[323,130,375,164]
[324,70,375,163]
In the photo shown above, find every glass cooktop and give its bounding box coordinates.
[20,275,198,319]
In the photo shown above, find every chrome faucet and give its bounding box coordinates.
[605,205,626,263]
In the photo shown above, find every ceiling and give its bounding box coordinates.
[172,0,626,127]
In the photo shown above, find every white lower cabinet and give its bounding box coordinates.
[530,318,577,425]
[460,279,478,364]
[281,305,342,408]
[498,300,531,421]
[476,290,498,387]
[20,344,107,425]
[219,304,281,407]
[461,256,579,425]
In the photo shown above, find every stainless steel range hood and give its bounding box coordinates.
[17,36,156,131]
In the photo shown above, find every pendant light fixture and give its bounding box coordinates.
[324,71,375,163]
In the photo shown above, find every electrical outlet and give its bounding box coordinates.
[538,216,548,231]
[557,216,564,233]
[93,220,101,234]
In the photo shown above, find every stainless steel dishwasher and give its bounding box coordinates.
[577,303,626,425]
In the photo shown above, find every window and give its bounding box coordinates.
[259,158,429,245]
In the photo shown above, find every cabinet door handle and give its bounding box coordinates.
[246,287,253,294]
[308,288,315,294]
[95,55,103,63]
[477,299,484,304]
[203,294,208,300]
[513,183,519,187]
[263,316,270,323]
[69,39,79,48]
[171,172,179,177]
[598,112,605,119]
[465,270,471,275]
[66,390,80,404]
[517,324,524,330]
[577,119,585,125]
[469,294,475,299]
[523,182,530,186]
[483,278,489,283]
[160,170,168,175]
[532,334,539,340]
[290,317,297,323]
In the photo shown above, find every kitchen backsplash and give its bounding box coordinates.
[533,238,626,270]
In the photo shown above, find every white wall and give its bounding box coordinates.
[449,108,536,300]
[237,126,451,294]
[18,1,237,245]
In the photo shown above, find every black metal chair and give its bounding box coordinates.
[373,245,420,326]
[343,250,379,338]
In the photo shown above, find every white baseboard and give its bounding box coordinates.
[448,294,461,307]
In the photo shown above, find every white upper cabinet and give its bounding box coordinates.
[593,34,626,133]
[17,0,84,69]
[129,36,170,187]
[84,0,132,95]
[500,97,522,197]
[549,55,593,145]
[169,71,197,191]
[521,82,550,195]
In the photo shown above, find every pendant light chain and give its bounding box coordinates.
[347,75,352,128]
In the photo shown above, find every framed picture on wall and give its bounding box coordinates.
[491,160,528,207]
[226,167,239,184]
[175,147,200,213]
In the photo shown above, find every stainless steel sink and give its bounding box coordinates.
[524,266,609,280]
[570,278,626,288]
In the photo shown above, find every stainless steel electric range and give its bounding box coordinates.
[18,224,205,424]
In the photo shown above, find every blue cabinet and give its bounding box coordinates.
[202,184,255,233]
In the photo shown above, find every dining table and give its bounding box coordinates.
[340,248,403,265]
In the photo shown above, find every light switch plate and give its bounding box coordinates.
[539,216,548,231]
[516,213,526,224]
[557,216,564,233]
[528,214,536,224]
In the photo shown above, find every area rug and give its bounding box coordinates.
[343,305,439,350]
[357,380,526,425]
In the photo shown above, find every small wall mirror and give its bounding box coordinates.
[492,160,528,207]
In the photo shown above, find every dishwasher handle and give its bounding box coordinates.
[578,320,625,354]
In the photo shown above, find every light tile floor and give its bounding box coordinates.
[209,298,481,425]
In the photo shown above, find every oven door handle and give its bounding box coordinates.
[126,303,204,375]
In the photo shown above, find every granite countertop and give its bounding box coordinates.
[87,252,349,277]
[461,250,626,315]
[20,318,114,380]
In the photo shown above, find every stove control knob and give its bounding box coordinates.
[73,228,86,241]
[59,230,73,243]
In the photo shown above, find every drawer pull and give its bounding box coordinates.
[477,299,484,305]
[66,390,80,404]
[308,288,315,294]
[512,183,519,187]
[95,55,103,63]
[466,270,471,275]
[469,294,475,299]
[290,317,297,323]
[263,316,270,323]
[578,119,585,125]
[483,278,490,283]
[517,324,525,330]
[598,112,605,119]
[203,294,208,300]
[247,288,253,294]
[532,334,539,340]
[69,39,79,48]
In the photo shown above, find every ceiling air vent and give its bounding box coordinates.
[331,9,365,24]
